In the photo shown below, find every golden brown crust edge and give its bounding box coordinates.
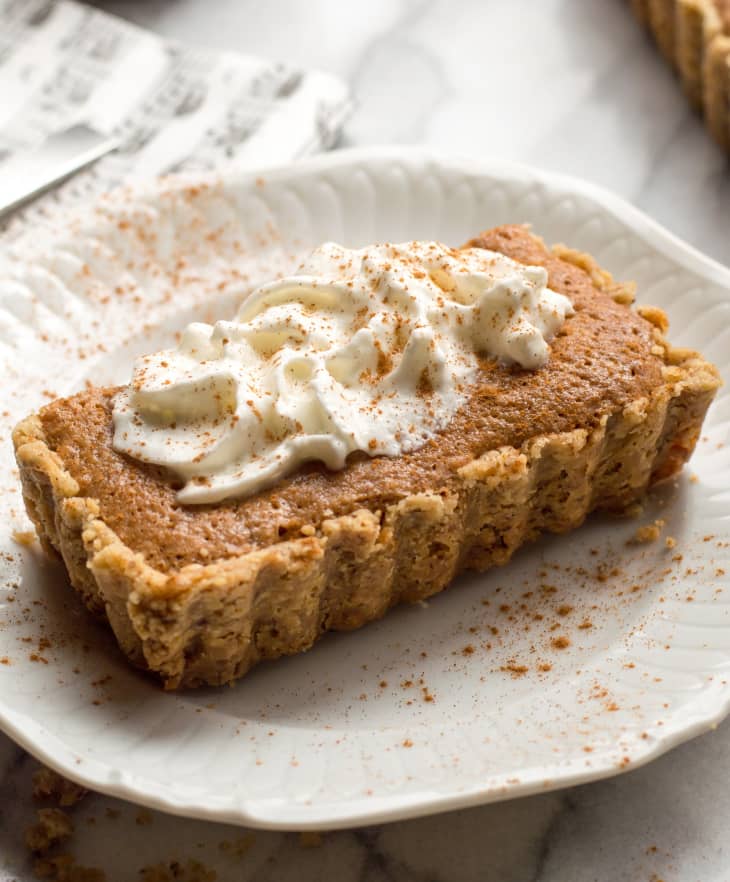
[704,28,730,148]
[636,0,730,148]
[648,0,680,64]
[12,243,721,690]
[632,0,652,27]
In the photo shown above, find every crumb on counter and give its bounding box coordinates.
[297,832,324,848]
[218,833,255,857]
[33,854,107,882]
[25,767,107,880]
[33,767,88,807]
[25,808,73,854]
[138,860,216,882]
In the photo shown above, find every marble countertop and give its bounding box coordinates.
[2,1,729,880]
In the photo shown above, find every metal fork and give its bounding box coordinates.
[0,123,118,221]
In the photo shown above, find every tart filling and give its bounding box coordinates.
[113,241,572,504]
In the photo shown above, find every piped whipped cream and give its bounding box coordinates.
[112,241,573,504]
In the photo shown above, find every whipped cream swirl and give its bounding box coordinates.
[112,241,573,504]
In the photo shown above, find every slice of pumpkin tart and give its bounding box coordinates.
[13,225,720,689]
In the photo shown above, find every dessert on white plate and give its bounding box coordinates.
[14,226,718,689]
[1,150,728,829]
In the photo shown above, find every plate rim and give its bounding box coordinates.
[2,145,729,830]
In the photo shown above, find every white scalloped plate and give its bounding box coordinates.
[1,149,729,830]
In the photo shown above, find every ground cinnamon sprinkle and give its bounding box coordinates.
[29,653,49,664]
[501,662,529,677]
[550,636,571,650]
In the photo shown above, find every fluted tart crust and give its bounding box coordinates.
[636,0,730,149]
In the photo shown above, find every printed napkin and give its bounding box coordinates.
[0,0,351,233]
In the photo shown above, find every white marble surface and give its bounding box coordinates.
[2,1,729,880]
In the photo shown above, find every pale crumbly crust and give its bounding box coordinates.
[676,0,723,108]
[648,0,680,63]
[634,0,730,148]
[631,0,652,26]
[704,19,730,148]
[13,242,721,689]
